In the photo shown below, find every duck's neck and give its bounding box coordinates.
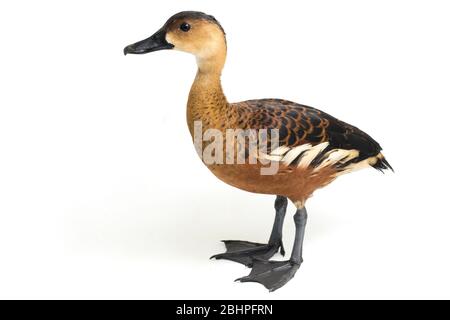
[186,56,229,137]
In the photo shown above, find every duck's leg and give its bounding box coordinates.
[210,196,287,267]
[236,207,307,292]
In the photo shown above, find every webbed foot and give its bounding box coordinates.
[236,259,301,292]
[211,240,285,267]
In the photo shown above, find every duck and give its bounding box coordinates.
[124,11,392,291]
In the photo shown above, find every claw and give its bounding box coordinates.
[280,241,285,256]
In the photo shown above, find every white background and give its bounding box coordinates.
[0,0,449,299]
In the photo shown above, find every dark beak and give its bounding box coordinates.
[124,28,174,55]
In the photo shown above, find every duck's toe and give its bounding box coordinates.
[210,240,284,267]
[235,259,301,292]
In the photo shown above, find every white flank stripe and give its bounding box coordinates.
[262,142,373,174]
[260,154,283,161]
[270,145,291,156]
[337,155,378,175]
[314,149,359,171]
[281,144,312,166]
[297,142,330,168]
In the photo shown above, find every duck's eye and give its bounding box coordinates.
[180,22,191,32]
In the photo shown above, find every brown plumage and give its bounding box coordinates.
[124,11,392,291]
[187,66,391,206]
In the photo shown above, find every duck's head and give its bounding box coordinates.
[124,11,226,73]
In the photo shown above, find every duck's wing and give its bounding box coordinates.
[235,99,392,173]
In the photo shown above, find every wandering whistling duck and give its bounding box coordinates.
[124,11,392,291]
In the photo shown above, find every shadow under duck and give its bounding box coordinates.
[124,11,392,292]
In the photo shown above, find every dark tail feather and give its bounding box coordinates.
[372,155,394,173]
